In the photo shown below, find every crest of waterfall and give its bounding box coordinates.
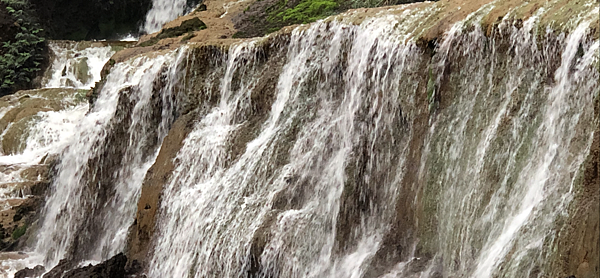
[43,41,116,89]
[34,47,189,266]
[143,0,190,34]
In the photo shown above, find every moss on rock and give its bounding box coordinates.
[140,17,207,47]
[11,224,26,240]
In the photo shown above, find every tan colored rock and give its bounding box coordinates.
[551,97,599,278]
[1,115,39,155]
[126,111,198,269]
[19,165,50,181]
[0,196,40,249]
[0,88,84,155]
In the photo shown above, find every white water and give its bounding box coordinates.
[143,0,190,34]
[0,89,89,276]
[147,13,431,276]
[35,47,187,266]
[0,40,115,277]
[43,42,115,89]
[0,105,88,167]
[472,16,598,278]
[1,1,598,277]
[0,42,176,276]
[145,3,599,278]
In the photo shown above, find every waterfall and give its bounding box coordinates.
[43,41,116,89]
[2,0,598,277]
[143,0,191,34]
[35,47,188,266]
[141,3,598,278]
[0,41,186,277]
[147,15,427,277]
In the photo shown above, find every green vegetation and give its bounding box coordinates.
[180,32,195,42]
[75,89,89,102]
[0,0,45,95]
[266,0,338,29]
[140,17,206,47]
[351,0,429,8]
[11,224,27,240]
[267,0,430,28]
[276,0,338,24]
[235,0,429,38]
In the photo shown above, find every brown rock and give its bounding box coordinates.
[125,111,198,270]
[14,265,45,278]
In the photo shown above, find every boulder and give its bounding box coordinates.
[139,17,207,47]
[14,265,46,278]
[43,253,127,278]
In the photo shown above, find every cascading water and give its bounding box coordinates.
[147,15,428,277]
[143,0,193,34]
[35,47,188,266]
[2,0,598,277]
[140,2,599,278]
[0,84,90,276]
[0,42,185,276]
[43,41,116,89]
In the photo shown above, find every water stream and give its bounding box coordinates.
[35,48,188,266]
[43,41,116,89]
[143,0,195,34]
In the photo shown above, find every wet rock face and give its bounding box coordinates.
[0,88,80,251]
[0,159,55,251]
[30,0,152,40]
[125,111,198,271]
[126,39,290,272]
[65,84,165,261]
[0,173,53,250]
[551,95,600,278]
[139,17,207,47]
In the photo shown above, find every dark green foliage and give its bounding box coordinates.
[180,32,195,42]
[29,0,153,40]
[234,0,340,36]
[231,31,246,39]
[0,0,45,96]
[139,38,160,47]
[11,224,27,240]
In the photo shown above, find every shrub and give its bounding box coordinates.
[0,0,46,95]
